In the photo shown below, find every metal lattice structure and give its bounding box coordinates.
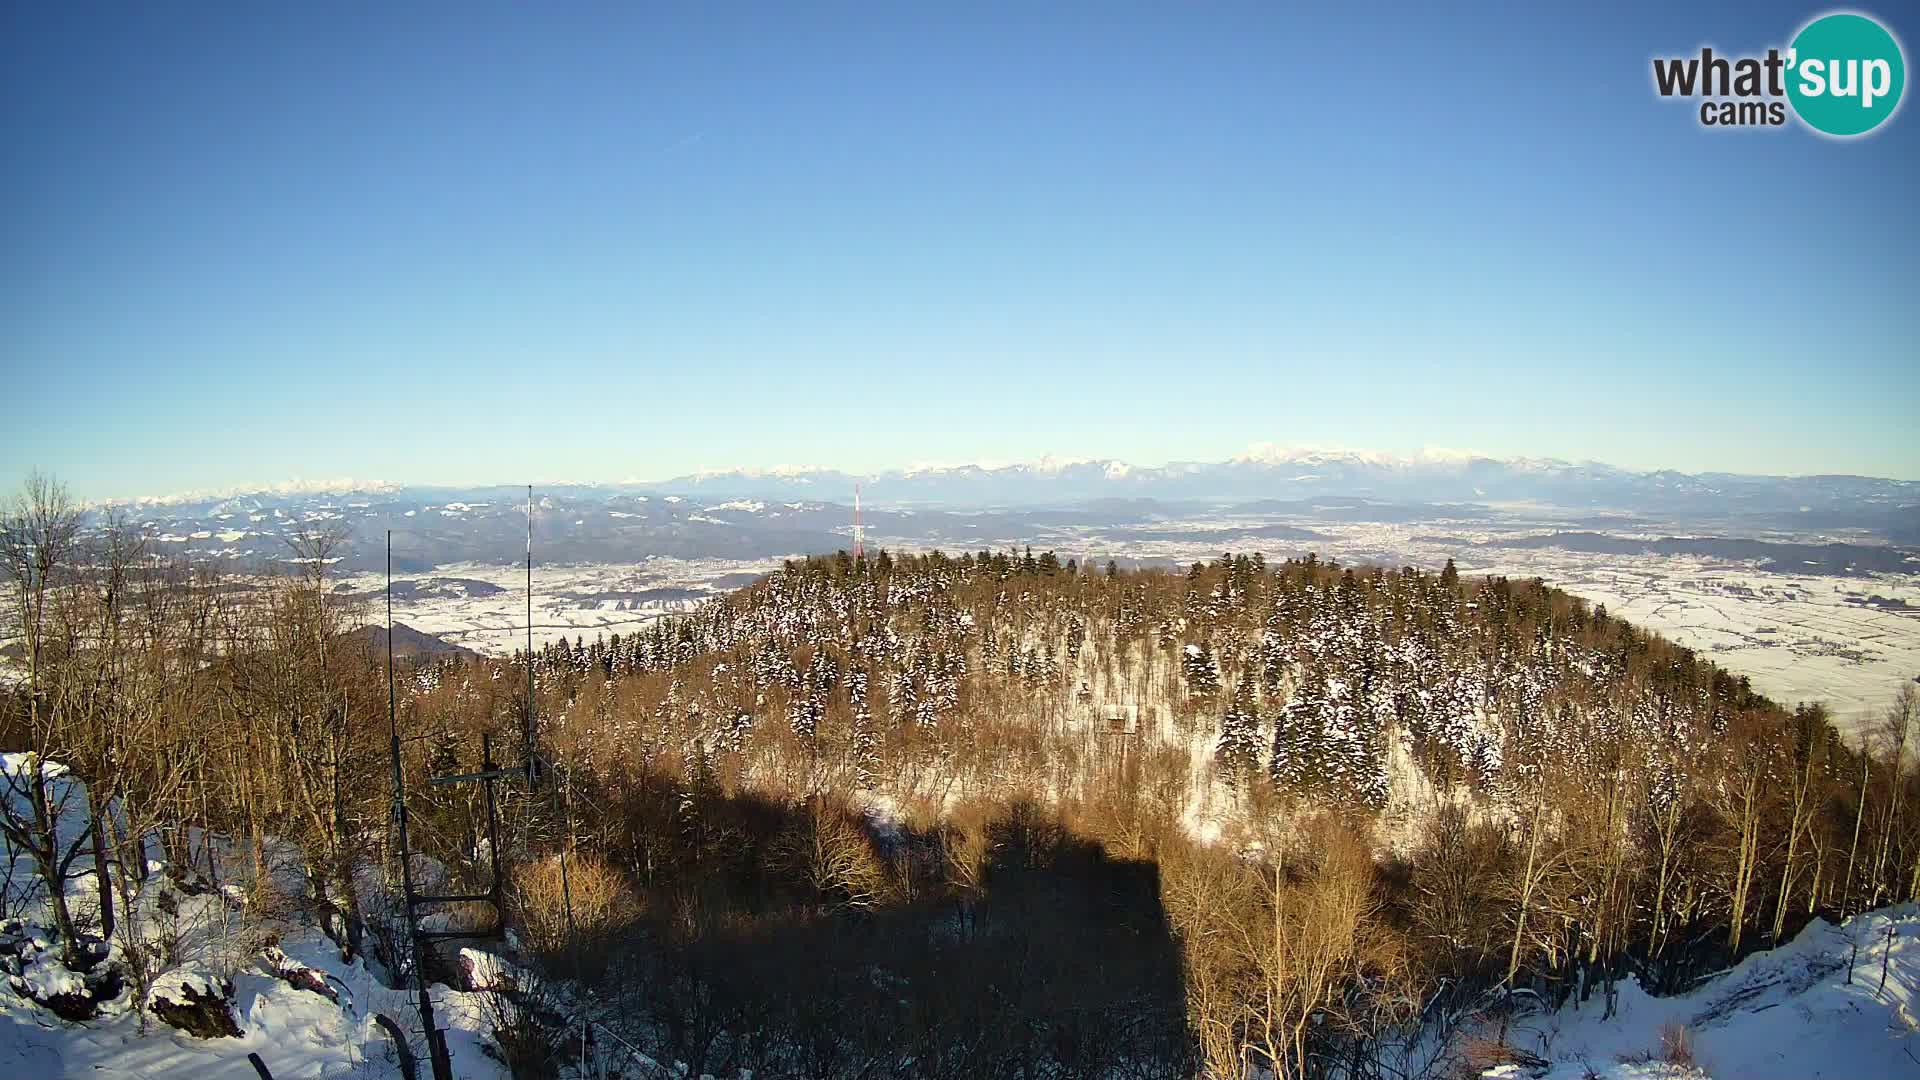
[384,489,551,1080]
[853,482,865,560]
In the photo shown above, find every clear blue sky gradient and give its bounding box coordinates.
[3,3,1915,499]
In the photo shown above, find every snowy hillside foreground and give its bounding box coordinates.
[5,763,1920,1080]
[16,873,1914,1080]
[0,752,519,1080]
[1482,905,1920,1080]
[1,928,509,1080]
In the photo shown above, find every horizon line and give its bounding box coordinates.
[45,443,1919,508]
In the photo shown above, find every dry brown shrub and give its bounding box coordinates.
[1162,813,1411,1079]
[940,803,995,900]
[1060,784,1176,863]
[509,850,637,958]
[1612,1021,1702,1074]
[1659,1021,1697,1068]
[1461,1034,1548,1074]
[773,797,890,912]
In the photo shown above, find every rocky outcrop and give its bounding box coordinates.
[260,946,341,1005]
[149,970,242,1039]
[2,925,118,1021]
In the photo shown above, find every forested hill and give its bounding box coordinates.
[394,545,1920,1078]
[506,547,1782,818]
[10,511,1918,1076]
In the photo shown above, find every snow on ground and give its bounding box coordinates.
[331,557,783,654]
[1,923,508,1080]
[0,753,510,1080]
[1529,567,1920,735]
[1486,905,1920,1079]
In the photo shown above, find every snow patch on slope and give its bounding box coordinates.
[1488,904,1920,1079]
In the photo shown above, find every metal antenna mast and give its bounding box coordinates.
[853,482,864,560]
[518,486,574,941]
[526,484,538,783]
[387,530,513,1080]
[387,533,441,1080]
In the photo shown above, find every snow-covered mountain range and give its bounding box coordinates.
[664,446,1917,516]
[80,447,1919,575]
[110,447,1917,517]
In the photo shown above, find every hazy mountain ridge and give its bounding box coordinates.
[78,451,1920,577]
[663,449,1920,512]
[106,449,1920,516]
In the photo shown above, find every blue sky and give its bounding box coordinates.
[3,2,1915,500]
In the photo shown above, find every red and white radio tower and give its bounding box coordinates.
[852,483,865,559]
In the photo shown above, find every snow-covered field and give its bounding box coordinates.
[1380,527,1918,735]
[1487,560,1920,733]
[334,556,784,654]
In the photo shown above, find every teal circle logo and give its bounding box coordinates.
[1787,12,1906,136]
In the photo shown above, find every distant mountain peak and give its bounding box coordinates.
[685,464,834,482]
[1229,443,1515,470]
[99,478,402,510]
[91,446,1917,512]
[651,448,1916,510]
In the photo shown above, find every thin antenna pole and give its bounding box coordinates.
[526,484,536,783]
[559,761,577,954]
[389,531,450,1080]
[481,732,503,914]
[388,531,396,741]
[522,486,576,955]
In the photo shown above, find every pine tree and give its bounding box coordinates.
[889,668,916,727]
[1023,647,1048,692]
[788,687,821,742]
[849,666,877,788]
[1260,609,1290,691]
[1217,679,1262,781]
[808,648,839,697]
[722,711,755,754]
[1181,642,1221,698]
[932,651,962,714]
[1272,668,1328,794]
[1320,675,1389,807]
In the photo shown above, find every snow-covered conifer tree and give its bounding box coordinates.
[1272,667,1329,794]
[1217,678,1262,781]
[1182,641,1221,698]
